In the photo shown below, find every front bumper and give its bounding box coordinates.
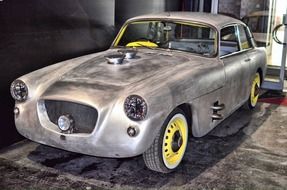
[14,98,164,158]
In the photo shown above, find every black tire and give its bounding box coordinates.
[143,108,189,173]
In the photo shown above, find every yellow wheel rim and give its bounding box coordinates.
[162,114,188,169]
[250,73,260,107]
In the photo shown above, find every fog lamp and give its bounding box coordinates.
[57,115,75,133]
[127,126,138,137]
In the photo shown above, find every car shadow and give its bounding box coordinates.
[27,103,275,188]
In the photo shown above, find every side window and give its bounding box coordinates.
[237,25,252,50]
[220,26,240,56]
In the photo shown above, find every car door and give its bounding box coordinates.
[219,25,249,113]
[236,24,254,100]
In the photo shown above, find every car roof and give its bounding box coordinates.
[127,12,244,30]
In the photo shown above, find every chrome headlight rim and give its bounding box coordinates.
[124,94,148,121]
[10,79,29,102]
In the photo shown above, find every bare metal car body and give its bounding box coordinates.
[12,12,266,159]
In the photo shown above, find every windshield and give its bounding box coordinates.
[113,20,217,57]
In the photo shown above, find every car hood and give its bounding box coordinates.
[41,50,190,104]
[58,50,190,87]
[40,49,196,106]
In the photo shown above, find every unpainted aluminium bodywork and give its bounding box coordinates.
[13,12,267,158]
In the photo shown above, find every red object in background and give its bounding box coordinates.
[259,97,287,106]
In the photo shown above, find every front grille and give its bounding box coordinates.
[44,100,98,134]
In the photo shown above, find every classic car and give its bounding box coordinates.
[11,12,266,173]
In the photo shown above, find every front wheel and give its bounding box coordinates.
[246,72,261,109]
[143,108,189,173]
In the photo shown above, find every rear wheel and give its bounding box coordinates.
[143,108,188,173]
[246,72,261,109]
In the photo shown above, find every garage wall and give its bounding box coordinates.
[218,0,269,19]
[218,0,241,18]
[115,0,181,28]
[0,0,115,148]
[240,0,269,18]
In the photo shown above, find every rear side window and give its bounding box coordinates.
[237,25,252,50]
[220,26,240,56]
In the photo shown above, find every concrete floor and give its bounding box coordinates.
[0,101,286,190]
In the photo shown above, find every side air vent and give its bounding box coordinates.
[211,101,225,121]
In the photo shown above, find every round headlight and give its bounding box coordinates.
[124,95,148,121]
[10,80,28,102]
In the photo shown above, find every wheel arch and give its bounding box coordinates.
[176,103,193,134]
[256,67,263,85]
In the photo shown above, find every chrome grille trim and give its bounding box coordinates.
[44,100,98,134]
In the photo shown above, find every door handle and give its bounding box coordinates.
[244,58,251,62]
